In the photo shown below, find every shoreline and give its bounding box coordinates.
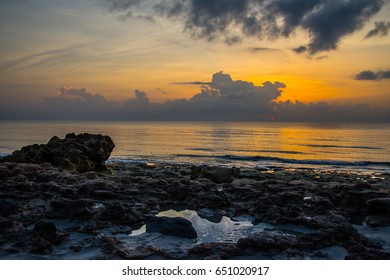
[1,160,389,260]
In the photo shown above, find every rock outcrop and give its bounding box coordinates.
[190,165,240,183]
[146,216,198,239]
[0,147,389,260]
[0,133,115,172]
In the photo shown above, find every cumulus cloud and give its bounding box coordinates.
[354,69,390,80]
[1,72,389,122]
[57,87,106,103]
[41,87,117,120]
[3,72,285,121]
[365,21,390,38]
[104,0,386,54]
[274,101,390,122]
[179,71,286,119]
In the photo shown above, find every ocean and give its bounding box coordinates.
[1,121,389,173]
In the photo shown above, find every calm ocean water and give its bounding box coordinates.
[1,121,389,172]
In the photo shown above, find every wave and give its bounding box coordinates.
[188,148,307,155]
[187,148,216,152]
[299,144,384,150]
[174,154,390,167]
[232,149,307,155]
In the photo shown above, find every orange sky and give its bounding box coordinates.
[0,0,389,120]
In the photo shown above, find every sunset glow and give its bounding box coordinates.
[0,0,389,121]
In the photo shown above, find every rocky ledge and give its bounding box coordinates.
[0,134,389,259]
[0,133,115,172]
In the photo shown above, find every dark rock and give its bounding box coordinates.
[365,215,390,227]
[100,202,128,221]
[34,220,56,233]
[237,231,299,252]
[0,217,25,237]
[0,133,115,172]
[273,191,303,205]
[78,220,111,234]
[303,195,334,210]
[0,216,15,229]
[146,216,197,239]
[91,190,130,200]
[0,162,43,178]
[9,220,68,256]
[101,236,170,259]
[190,165,240,184]
[50,199,92,218]
[25,239,53,255]
[251,196,273,213]
[33,220,57,239]
[0,199,18,217]
[200,193,229,208]
[197,208,223,223]
[366,198,390,216]
[1,156,389,260]
[365,197,390,226]
[96,202,148,226]
[189,242,242,259]
[341,190,387,208]
[298,226,352,249]
[167,183,190,200]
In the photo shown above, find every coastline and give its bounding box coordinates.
[1,159,389,260]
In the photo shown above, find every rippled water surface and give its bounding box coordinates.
[131,209,262,243]
[1,121,389,171]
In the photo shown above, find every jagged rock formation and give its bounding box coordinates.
[0,133,115,172]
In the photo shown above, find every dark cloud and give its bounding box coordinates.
[1,72,285,121]
[365,21,390,38]
[104,0,386,54]
[150,72,286,121]
[299,0,383,53]
[354,70,390,80]
[154,88,167,95]
[1,72,389,122]
[41,87,117,120]
[274,101,390,122]
[49,87,107,104]
[126,89,149,107]
[117,11,155,23]
[105,0,144,11]
[292,46,308,54]
[103,0,155,23]
[316,55,329,60]
[159,71,286,121]
[250,47,280,53]
[224,36,242,45]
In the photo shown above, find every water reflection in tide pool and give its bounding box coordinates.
[131,209,271,243]
[125,209,329,259]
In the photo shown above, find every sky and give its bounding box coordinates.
[0,0,389,121]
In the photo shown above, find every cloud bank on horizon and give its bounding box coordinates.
[104,0,387,54]
[1,72,388,122]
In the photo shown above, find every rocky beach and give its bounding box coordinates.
[0,133,389,260]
